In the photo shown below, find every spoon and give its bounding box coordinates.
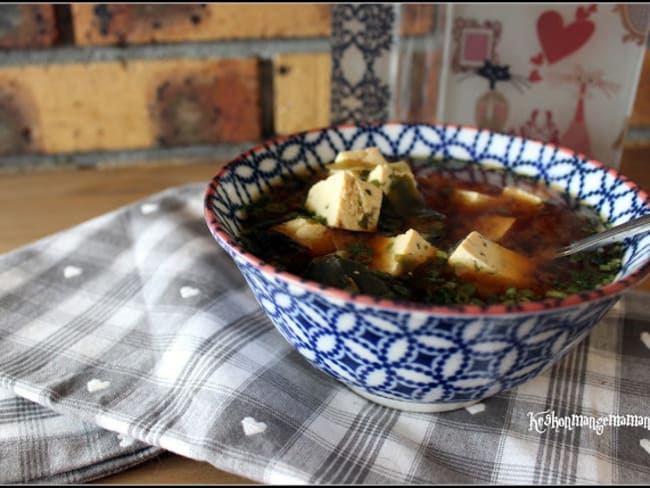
[554,213,650,258]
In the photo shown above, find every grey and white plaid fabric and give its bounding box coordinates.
[1,182,649,484]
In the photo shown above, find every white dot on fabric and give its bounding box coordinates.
[640,439,650,456]
[180,286,200,299]
[640,332,650,352]
[241,416,267,436]
[86,379,110,392]
[465,403,486,415]
[117,434,136,447]
[63,266,83,279]
[140,203,159,215]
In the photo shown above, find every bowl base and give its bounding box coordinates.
[349,386,482,413]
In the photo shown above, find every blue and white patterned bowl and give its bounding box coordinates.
[204,122,650,412]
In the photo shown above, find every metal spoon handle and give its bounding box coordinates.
[556,213,650,258]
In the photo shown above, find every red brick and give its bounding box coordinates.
[400,4,435,36]
[151,61,261,146]
[394,49,441,124]
[0,58,260,154]
[0,4,57,48]
[0,78,42,156]
[71,4,331,46]
[273,53,331,135]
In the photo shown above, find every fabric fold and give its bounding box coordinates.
[1,183,649,484]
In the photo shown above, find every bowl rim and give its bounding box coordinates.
[204,121,650,317]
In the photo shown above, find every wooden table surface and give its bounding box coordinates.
[0,146,649,484]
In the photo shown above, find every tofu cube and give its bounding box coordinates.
[472,215,516,241]
[333,147,387,169]
[305,170,383,232]
[367,161,419,197]
[448,231,535,290]
[453,189,500,208]
[370,228,437,276]
[502,186,543,207]
[271,217,336,255]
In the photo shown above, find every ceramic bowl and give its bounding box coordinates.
[204,122,650,412]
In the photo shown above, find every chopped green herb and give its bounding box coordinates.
[545,290,566,299]
[346,242,374,263]
[358,212,372,229]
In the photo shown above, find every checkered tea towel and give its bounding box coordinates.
[1,182,650,484]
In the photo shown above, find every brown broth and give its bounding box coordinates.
[239,159,623,306]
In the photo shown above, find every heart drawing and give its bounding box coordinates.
[529,69,542,83]
[536,10,595,64]
[241,416,267,436]
[87,378,111,392]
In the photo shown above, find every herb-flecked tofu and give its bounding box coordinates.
[305,170,383,232]
[448,231,535,290]
[370,228,438,276]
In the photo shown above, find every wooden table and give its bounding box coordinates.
[0,146,649,484]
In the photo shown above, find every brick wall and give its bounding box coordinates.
[0,4,647,171]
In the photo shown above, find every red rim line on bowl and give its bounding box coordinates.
[204,122,650,317]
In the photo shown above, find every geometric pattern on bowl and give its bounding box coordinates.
[205,122,650,411]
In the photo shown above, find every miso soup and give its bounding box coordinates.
[239,148,623,307]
